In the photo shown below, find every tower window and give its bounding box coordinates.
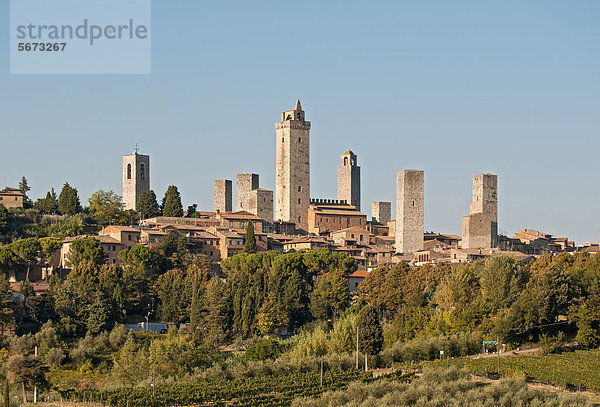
[298,216,302,222]
[298,186,302,192]
[282,137,284,143]
[127,163,132,179]
[140,163,145,180]
[412,201,415,207]
[344,157,348,166]
[298,137,302,143]
[298,198,301,204]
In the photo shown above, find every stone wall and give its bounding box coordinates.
[248,188,273,222]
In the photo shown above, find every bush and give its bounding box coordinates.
[245,338,282,361]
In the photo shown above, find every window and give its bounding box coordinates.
[127,163,132,179]
[298,198,301,204]
[282,137,285,143]
[298,137,302,143]
[128,234,132,241]
[298,216,302,223]
[140,163,145,180]
[344,157,348,165]
[412,201,415,207]
[298,186,302,192]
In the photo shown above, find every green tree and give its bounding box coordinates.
[19,176,32,208]
[67,237,106,267]
[244,221,257,253]
[479,255,528,313]
[137,190,160,219]
[186,204,197,217]
[310,270,350,320]
[6,355,48,404]
[0,274,14,335]
[0,204,8,233]
[58,183,82,216]
[203,276,227,341]
[161,185,183,217]
[12,238,41,280]
[86,293,111,334]
[39,237,62,267]
[357,305,383,356]
[88,190,125,226]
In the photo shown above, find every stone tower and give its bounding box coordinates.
[462,173,498,249]
[214,179,232,212]
[337,150,361,210]
[275,100,311,230]
[248,188,273,222]
[395,170,424,254]
[236,173,259,211]
[372,201,391,225]
[122,151,150,211]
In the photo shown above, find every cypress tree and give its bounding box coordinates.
[244,221,257,253]
[357,305,383,356]
[137,190,160,218]
[58,182,82,216]
[161,186,183,217]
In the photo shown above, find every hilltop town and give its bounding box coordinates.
[1,101,600,406]
[1,100,595,287]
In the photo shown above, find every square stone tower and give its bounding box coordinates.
[122,152,150,211]
[395,170,424,254]
[248,188,273,222]
[462,173,498,249]
[275,100,311,230]
[337,150,361,211]
[371,201,391,225]
[214,179,232,212]
[236,173,259,211]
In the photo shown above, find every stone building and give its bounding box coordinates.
[248,188,273,222]
[236,173,259,211]
[0,187,24,209]
[395,170,424,254]
[275,100,311,230]
[461,173,498,250]
[123,151,150,211]
[214,179,232,212]
[337,150,361,211]
[371,201,391,225]
[306,200,367,235]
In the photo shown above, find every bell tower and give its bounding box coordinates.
[275,100,311,230]
[123,148,150,211]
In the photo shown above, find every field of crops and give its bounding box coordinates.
[428,349,600,392]
[65,370,414,407]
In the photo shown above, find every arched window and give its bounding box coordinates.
[140,163,145,180]
[127,163,132,179]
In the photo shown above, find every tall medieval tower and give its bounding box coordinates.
[462,173,498,249]
[395,169,424,254]
[275,100,311,230]
[337,150,361,211]
[123,151,150,211]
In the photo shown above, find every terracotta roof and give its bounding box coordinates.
[219,211,263,221]
[349,269,369,278]
[63,234,122,244]
[0,187,24,195]
[101,225,139,233]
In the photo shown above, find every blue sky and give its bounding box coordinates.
[1,1,599,243]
